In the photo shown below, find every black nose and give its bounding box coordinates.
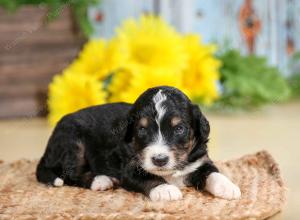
[151,154,169,167]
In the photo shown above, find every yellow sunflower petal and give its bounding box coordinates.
[68,39,109,79]
[113,15,188,73]
[48,70,107,126]
[182,34,221,104]
[108,66,187,103]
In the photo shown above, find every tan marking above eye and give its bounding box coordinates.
[139,117,148,127]
[171,117,182,127]
[186,138,196,151]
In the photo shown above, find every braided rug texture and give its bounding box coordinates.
[0,151,286,220]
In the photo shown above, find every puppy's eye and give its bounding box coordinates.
[174,125,185,135]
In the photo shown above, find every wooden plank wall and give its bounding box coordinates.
[0,6,83,118]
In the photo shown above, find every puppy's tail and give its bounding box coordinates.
[36,157,64,187]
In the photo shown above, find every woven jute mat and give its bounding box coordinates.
[0,151,286,220]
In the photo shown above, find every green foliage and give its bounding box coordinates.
[214,50,291,109]
[0,0,99,37]
[288,52,300,97]
[288,73,300,97]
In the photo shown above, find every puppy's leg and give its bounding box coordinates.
[37,125,89,189]
[85,148,121,191]
[83,158,116,191]
[58,141,96,188]
[36,157,63,187]
[90,175,122,191]
[122,165,182,201]
[205,172,241,199]
[149,183,183,201]
[187,161,241,200]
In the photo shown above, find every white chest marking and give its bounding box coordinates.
[164,156,209,188]
[164,175,186,188]
[173,155,208,177]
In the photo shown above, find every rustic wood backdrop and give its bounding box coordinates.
[0,6,82,118]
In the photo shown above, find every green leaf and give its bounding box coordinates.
[0,0,100,37]
[213,49,291,110]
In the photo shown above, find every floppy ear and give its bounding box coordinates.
[191,104,210,145]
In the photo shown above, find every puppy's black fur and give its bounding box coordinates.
[36,86,218,197]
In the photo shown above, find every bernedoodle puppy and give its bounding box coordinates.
[36,86,241,201]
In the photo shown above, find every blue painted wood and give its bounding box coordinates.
[191,0,299,75]
[89,0,300,75]
[88,0,153,38]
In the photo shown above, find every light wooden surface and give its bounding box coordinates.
[0,101,299,218]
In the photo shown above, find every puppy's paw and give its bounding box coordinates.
[90,175,113,191]
[205,172,241,200]
[149,184,182,201]
[53,177,64,187]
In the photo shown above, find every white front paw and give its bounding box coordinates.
[149,184,182,201]
[205,172,241,200]
[53,177,64,187]
[90,175,113,191]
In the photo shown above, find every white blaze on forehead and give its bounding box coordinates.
[153,90,167,123]
[152,89,167,146]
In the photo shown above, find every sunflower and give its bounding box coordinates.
[48,70,107,125]
[98,38,127,77]
[182,34,221,104]
[107,15,190,103]
[68,39,107,79]
[113,15,187,73]
[69,39,125,80]
[108,66,186,103]
[47,15,222,126]
[107,68,134,103]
